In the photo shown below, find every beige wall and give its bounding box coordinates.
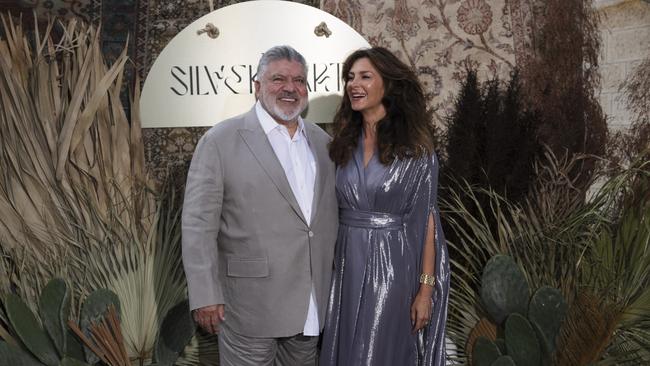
[596,0,650,130]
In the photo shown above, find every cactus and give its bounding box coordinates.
[472,256,567,366]
[79,289,121,364]
[80,289,121,325]
[65,327,86,363]
[490,355,516,366]
[38,278,69,356]
[494,338,506,355]
[4,293,60,366]
[2,279,194,366]
[154,299,196,366]
[60,357,91,366]
[528,286,567,359]
[480,255,530,324]
[0,340,43,366]
[504,312,541,366]
[472,336,501,366]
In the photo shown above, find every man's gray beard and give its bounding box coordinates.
[261,94,307,123]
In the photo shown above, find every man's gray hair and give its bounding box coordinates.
[256,45,308,81]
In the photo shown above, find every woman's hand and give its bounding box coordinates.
[411,286,433,333]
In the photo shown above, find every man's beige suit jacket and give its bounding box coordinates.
[182,107,339,338]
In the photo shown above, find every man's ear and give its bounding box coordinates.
[254,80,260,99]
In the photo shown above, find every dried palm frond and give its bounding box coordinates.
[0,12,154,307]
[77,180,187,362]
[0,14,198,365]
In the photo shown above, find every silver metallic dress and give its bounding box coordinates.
[320,142,450,366]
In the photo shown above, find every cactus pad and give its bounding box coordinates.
[480,255,530,324]
[504,313,541,366]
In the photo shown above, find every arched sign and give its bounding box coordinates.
[140,0,370,128]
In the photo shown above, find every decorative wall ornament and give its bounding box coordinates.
[315,21,333,37]
[196,22,220,38]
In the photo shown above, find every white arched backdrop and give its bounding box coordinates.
[140,0,370,128]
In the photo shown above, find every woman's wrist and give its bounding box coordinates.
[419,273,435,286]
[418,273,435,295]
[418,285,434,296]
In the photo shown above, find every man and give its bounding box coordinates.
[181,45,338,365]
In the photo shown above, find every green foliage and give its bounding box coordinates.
[504,313,541,366]
[80,289,121,328]
[60,358,91,366]
[78,289,121,364]
[582,202,650,364]
[445,154,650,366]
[528,286,567,357]
[1,278,197,366]
[5,294,59,366]
[472,337,501,366]
[444,68,484,187]
[155,299,196,366]
[480,255,530,324]
[443,70,541,206]
[473,255,565,366]
[490,355,516,366]
[494,338,506,355]
[38,279,69,357]
[0,341,43,366]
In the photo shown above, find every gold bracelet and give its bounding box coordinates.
[419,273,435,287]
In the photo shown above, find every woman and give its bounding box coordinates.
[320,47,450,366]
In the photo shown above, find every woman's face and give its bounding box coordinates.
[346,57,386,117]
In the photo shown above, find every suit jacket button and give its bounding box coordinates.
[308,231,314,238]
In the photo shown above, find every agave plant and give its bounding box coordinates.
[443,150,650,365]
[0,14,218,365]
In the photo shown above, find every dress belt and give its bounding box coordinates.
[339,208,404,229]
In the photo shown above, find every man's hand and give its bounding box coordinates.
[193,304,225,334]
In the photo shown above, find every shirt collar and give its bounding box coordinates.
[255,101,307,138]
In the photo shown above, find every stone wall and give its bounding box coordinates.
[596,0,650,130]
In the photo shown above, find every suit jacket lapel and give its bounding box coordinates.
[238,109,307,225]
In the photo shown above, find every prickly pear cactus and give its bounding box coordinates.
[154,299,196,366]
[38,278,69,356]
[60,357,92,366]
[79,288,120,364]
[0,340,44,366]
[504,313,541,366]
[480,255,530,325]
[528,285,567,360]
[494,338,506,355]
[472,336,501,366]
[471,255,567,366]
[4,293,60,366]
[490,355,516,366]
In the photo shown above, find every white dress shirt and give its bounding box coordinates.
[255,102,320,336]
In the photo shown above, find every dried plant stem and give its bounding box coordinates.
[68,305,130,366]
[68,320,112,365]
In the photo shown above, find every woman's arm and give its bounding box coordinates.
[411,213,436,332]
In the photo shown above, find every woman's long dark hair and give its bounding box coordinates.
[329,47,435,166]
